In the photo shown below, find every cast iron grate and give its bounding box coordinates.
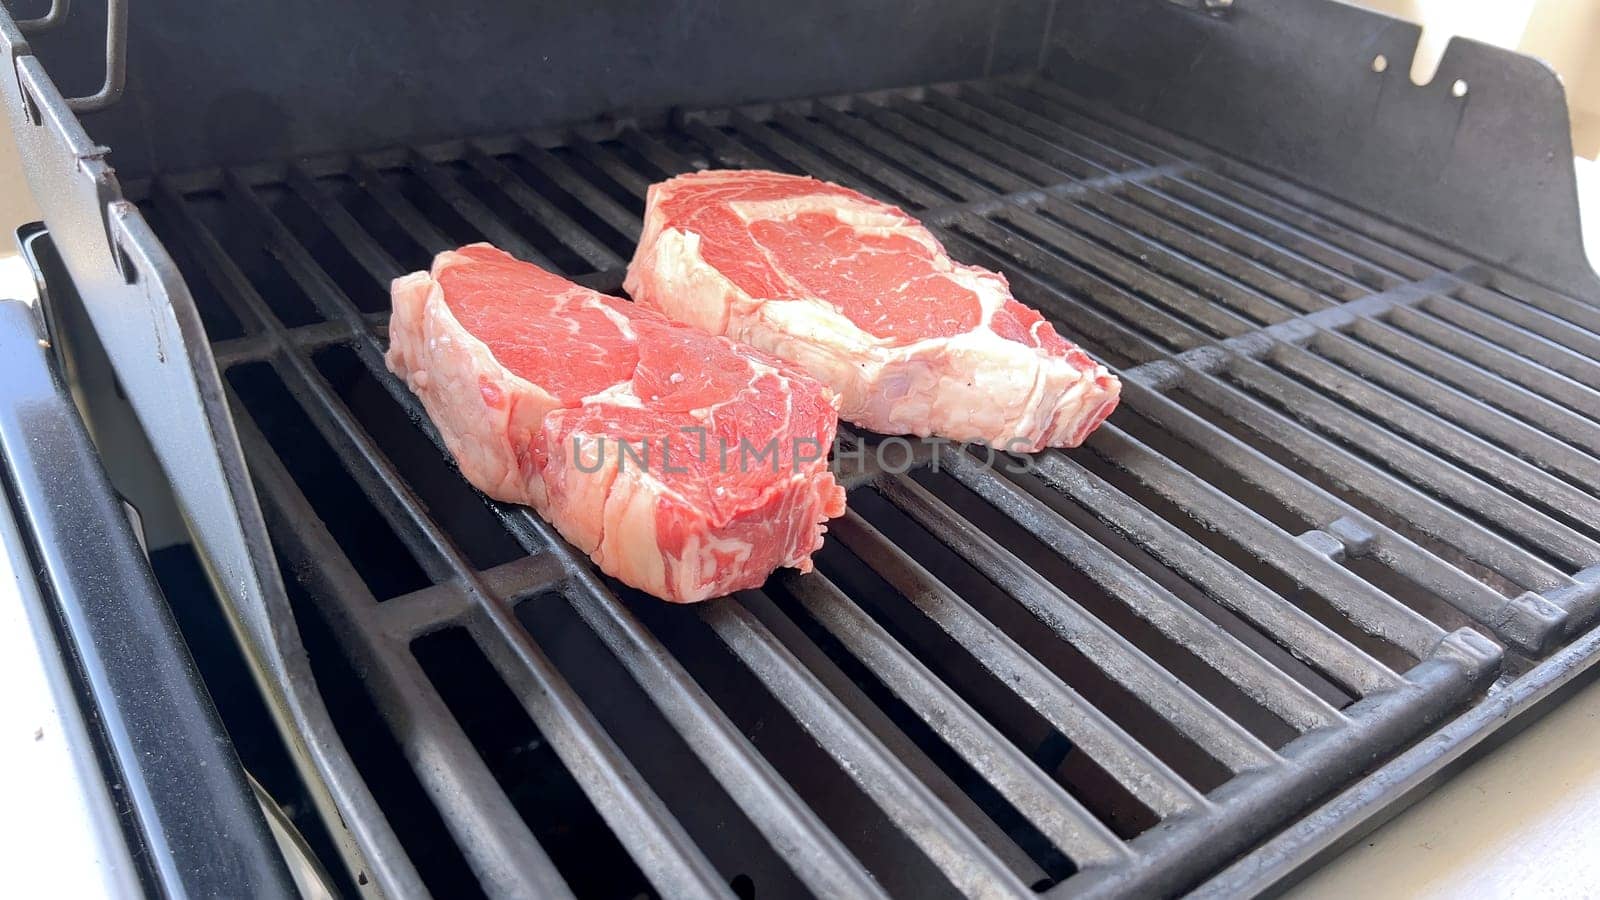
[127,72,1600,897]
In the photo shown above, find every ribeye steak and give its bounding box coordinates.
[387,244,846,603]
[625,170,1120,450]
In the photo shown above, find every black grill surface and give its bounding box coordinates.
[131,74,1600,897]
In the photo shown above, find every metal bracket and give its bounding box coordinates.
[67,0,123,111]
[13,0,69,32]
[4,0,125,110]
[0,3,394,892]
[11,52,128,283]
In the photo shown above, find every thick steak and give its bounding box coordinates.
[625,170,1121,450]
[387,244,846,603]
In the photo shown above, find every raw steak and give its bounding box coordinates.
[387,244,846,603]
[625,170,1121,450]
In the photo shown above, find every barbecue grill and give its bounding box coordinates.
[4,0,1600,896]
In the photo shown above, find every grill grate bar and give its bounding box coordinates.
[829,510,1208,817]
[154,177,584,895]
[1450,282,1600,364]
[461,142,626,270]
[1049,176,1337,313]
[1282,333,1600,522]
[350,157,457,255]
[1143,178,1408,292]
[1008,78,1475,287]
[1353,311,1600,449]
[948,87,1153,185]
[1070,187,1345,315]
[276,164,903,900]
[440,514,905,898]
[888,96,1073,186]
[923,89,1109,177]
[987,207,1262,337]
[1207,159,1476,275]
[285,165,408,282]
[613,129,701,182]
[902,92,1286,319]
[917,163,1194,226]
[1229,350,1600,567]
[698,598,1037,898]
[963,82,1162,171]
[935,451,1344,731]
[682,119,779,172]
[873,475,1280,772]
[1113,377,1567,651]
[377,554,566,642]
[930,226,1176,365]
[726,110,905,205]
[587,132,686,200]
[212,320,354,369]
[1059,629,1495,900]
[1100,248,1600,634]
[780,569,1134,869]
[1475,272,1600,333]
[403,150,552,266]
[1027,194,1321,322]
[985,81,1419,298]
[1179,170,1434,283]
[813,101,990,201]
[1183,357,1594,580]
[564,136,655,198]
[514,139,644,242]
[1415,294,1600,396]
[1087,414,1450,660]
[548,579,895,900]
[859,101,1037,194]
[234,408,581,900]
[1106,184,1380,302]
[203,175,743,900]
[770,108,953,208]
[1027,451,1402,697]
[1113,371,1561,624]
[543,571,893,900]
[941,214,1214,350]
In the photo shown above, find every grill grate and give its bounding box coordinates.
[127,73,1600,897]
